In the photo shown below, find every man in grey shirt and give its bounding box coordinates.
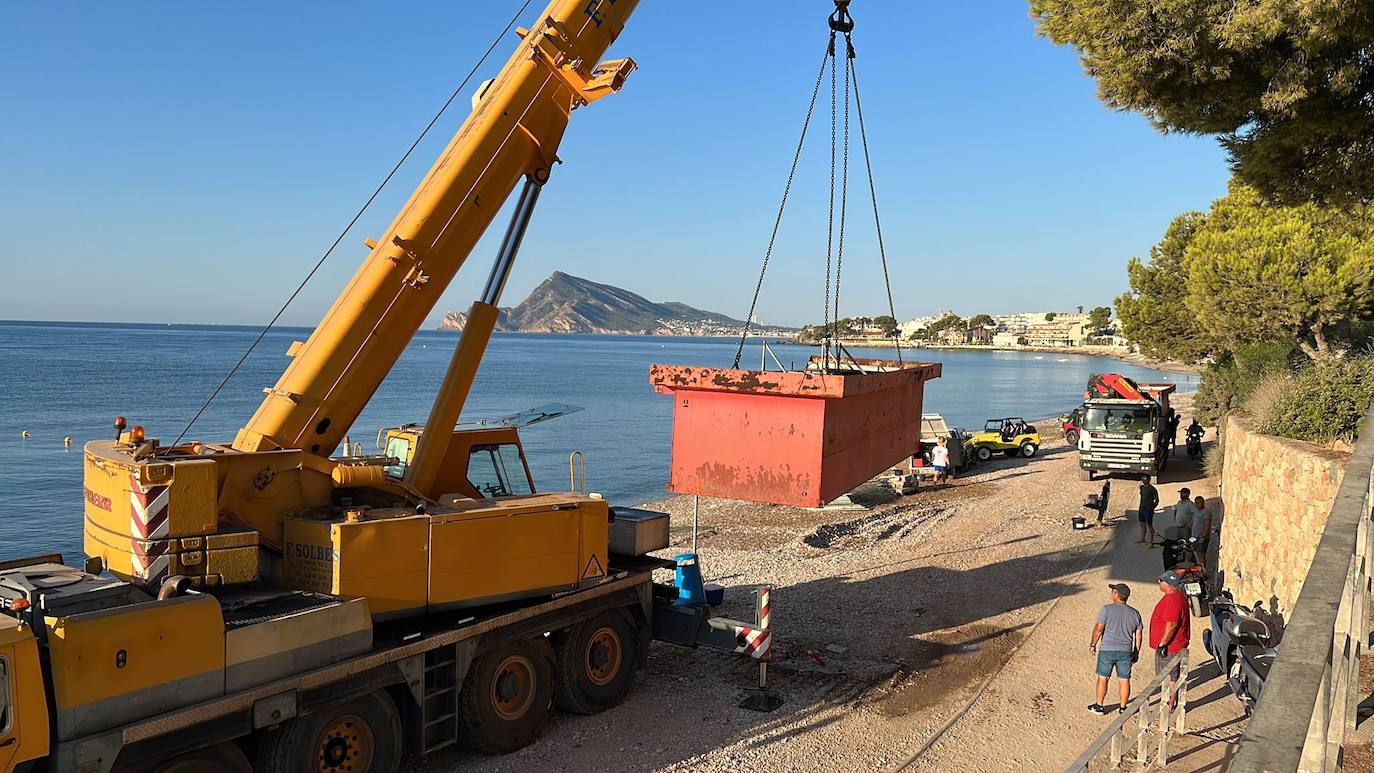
[1089,583,1144,714]
[1192,495,1214,568]
[1170,488,1196,538]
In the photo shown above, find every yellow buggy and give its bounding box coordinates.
[968,417,1041,461]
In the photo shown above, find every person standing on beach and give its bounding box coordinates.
[1137,476,1159,546]
[1191,495,1213,569]
[1170,487,1196,537]
[1094,480,1112,526]
[1165,409,1181,454]
[930,437,953,485]
[1088,583,1143,715]
[1151,571,1191,709]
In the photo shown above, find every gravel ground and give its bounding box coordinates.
[410,395,1237,772]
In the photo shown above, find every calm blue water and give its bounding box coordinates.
[0,321,1193,561]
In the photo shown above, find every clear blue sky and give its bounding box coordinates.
[0,1,1230,328]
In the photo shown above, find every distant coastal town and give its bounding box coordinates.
[801,307,1126,351]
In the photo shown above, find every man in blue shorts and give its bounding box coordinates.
[1088,583,1143,714]
[1137,475,1159,547]
[930,437,953,485]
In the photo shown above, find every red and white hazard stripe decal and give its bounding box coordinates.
[734,626,772,660]
[129,474,171,584]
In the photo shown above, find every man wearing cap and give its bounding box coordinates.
[1170,488,1196,537]
[1088,583,1143,715]
[1151,571,1191,709]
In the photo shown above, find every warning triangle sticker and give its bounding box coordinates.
[582,553,604,580]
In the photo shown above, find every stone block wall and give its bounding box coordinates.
[1219,416,1349,633]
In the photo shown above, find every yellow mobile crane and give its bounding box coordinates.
[0,1,787,770]
[85,0,640,617]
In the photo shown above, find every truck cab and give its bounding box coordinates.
[1076,382,1177,481]
[0,608,50,772]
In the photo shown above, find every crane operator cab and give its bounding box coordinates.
[378,425,534,500]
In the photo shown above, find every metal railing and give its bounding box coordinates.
[1232,399,1374,772]
[1067,650,1190,771]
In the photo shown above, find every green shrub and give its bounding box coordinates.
[1194,341,1299,424]
[1203,422,1227,478]
[1258,358,1374,443]
[1244,372,1297,427]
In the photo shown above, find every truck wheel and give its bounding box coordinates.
[257,690,401,773]
[975,447,993,462]
[116,743,253,773]
[1020,442,1038,458]
[459,638,555,754]
[555,608,640,715]
[1078,468,1094,481]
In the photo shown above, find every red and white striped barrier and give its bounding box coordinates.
[730,585,774,660]
[129,473,171,584]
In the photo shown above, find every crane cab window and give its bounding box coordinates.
[467,444,533,499]
[0,656,10,736]
[384,435,412,478]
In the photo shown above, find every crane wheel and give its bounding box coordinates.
[1065,430,1079,446]
[116,742,253,773]
[554,608,640,715]
[256,690,401,773]
[458,637,555,754]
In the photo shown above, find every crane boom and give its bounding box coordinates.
[82,0,639,582]
[233,0,637,457]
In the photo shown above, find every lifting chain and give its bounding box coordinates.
[734,0,903,369]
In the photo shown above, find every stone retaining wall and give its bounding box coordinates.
[1219,416,1349,631]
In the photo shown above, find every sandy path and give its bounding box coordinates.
[908,407,1246,771]
[412,396,1244,772]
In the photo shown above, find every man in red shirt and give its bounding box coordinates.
[1151,571,1191,708]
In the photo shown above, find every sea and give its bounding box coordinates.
[0,321,1194,561]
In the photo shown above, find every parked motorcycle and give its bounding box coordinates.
[1202,592,1276,713]
[1158,530,1209,617]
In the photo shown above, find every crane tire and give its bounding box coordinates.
[116,743,253,773]
[554,607,640,715]
[256,690,401,773]
[458,637,555,754]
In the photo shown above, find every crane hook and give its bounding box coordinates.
[828,0,855,34]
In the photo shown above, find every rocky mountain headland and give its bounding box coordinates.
[438,271,791,336]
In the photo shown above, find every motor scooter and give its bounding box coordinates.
[1202,591,1276,713]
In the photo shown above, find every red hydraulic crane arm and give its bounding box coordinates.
[233,0,638,457]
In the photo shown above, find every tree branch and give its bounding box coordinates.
[1312,321,1330,356]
